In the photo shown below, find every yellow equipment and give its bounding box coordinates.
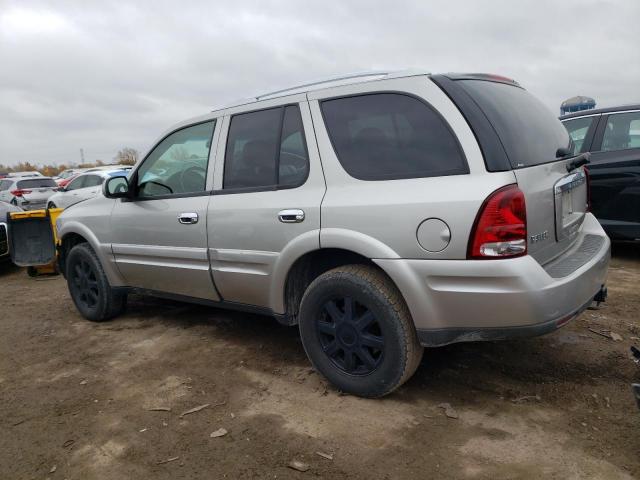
[8,208,63,277]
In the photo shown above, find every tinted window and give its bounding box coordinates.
[17,178,57,189]
[601,111,640,151]
[279,106,309,186]
[562,117,595,154]
[137,121,215,197]
[84,175,104,187]
[223,105,309,189]
[0,180,11,191]
[321,93,467,180]
[458,80,571,168]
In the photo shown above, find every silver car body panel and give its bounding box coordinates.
[376,214,609,337]
[207,96,325,310]
[513,160,588,265]
[56,196,124,286]
[308,76,517,260]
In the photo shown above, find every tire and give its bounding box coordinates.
[47,202,56,209]
[66,243,127,322]
[27,266,38,277]
[298,264,423,398]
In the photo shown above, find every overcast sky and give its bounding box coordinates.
[1,0,638,166]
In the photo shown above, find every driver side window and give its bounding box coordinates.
[136,120,216,197]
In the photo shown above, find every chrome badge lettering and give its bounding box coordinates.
[530,231,549,243]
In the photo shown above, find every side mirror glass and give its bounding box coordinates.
[104,176,129,198]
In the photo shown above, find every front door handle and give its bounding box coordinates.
[278,209,305,223]
[178,212,199,225]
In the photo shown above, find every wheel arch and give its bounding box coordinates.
[275,247,408,326]
[58,222,125,286]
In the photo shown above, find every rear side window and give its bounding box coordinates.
[601,111,640,151]
[321,93,467,180]
[223,105,309,189]
[457,80,570,168]
[0,180,11,191]
[16,178,57,189]
[562,117,595,154]
[66,176,85,191]
[83,175,104,187]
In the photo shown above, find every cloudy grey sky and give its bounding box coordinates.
[1,0,638,166]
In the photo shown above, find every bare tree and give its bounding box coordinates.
[114,147,139,165]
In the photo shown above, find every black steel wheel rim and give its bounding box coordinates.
[316,296,384,375]
[71,259,99,310]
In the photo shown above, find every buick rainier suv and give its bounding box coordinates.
[50,71,609,397]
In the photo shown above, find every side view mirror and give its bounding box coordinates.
[103,176,130,199]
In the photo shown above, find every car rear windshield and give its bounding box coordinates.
[458,80,571,169]
[17,178,57,189]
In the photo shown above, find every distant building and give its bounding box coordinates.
[560,96,596,116]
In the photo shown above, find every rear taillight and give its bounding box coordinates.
[584,166,591,212]
[10,189,32,197]
[468,184,527,259]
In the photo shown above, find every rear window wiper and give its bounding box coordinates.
[564,152,591,172]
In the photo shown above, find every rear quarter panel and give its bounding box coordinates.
[308,76,516,259]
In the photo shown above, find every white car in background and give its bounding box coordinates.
[7,171,44,178]
[0,177,58,210]
[47,169,129,209]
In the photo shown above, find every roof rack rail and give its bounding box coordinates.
[254,70,392,100]
[213,69,430,111]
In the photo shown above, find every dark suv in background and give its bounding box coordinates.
[561,105,640,241]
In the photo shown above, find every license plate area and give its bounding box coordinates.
[554,170,587,241]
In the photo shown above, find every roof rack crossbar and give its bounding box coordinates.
[254,70,392,100]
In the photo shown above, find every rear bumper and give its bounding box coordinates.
[17,200,48,211]
[375,213,610,347]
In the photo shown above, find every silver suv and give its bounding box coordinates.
[54,71,610,398]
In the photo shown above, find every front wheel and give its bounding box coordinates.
[66,243,127,322]
[298,265,423,398]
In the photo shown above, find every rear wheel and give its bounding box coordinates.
[298,265,423,398]
[66,243,126,322]
[47,202,57,209]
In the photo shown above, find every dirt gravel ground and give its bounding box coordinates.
[1,245,639,480]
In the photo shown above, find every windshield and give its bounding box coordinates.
[17,178,57,189]
[458,80,572,168]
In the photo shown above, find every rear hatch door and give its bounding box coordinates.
[433,75,588,264]
[16,178,58,207]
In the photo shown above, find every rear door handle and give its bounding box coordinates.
[178,212,199,225]
[278,209,305,223]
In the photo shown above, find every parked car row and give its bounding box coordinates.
[54,165,132,188]
[0,168,130,211]
[48,170,130,209]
